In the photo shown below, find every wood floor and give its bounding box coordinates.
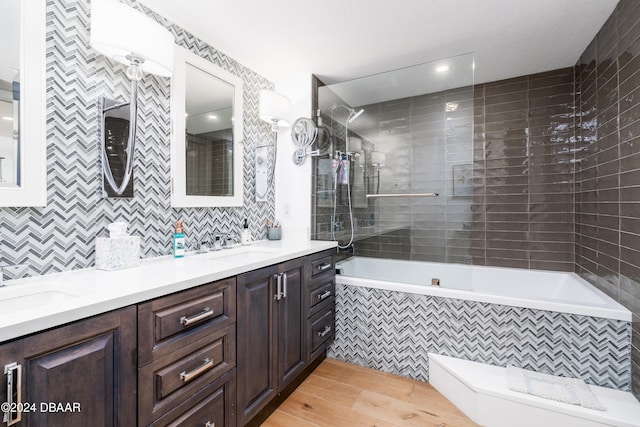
[262,358,480,427]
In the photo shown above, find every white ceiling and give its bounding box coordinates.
[138,0,618,88]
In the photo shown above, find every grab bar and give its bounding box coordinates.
[366,193,439,198]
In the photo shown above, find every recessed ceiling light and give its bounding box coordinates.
[436,65,449,73]
[208,114,218,120]
[1,116,13,121]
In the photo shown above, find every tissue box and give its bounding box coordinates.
[95,236,141,271]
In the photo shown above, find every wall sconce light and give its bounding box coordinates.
[349,137,362,159]
[371,151,386,167]
[91,0,174,197]
[259,90,292,133]
[256,90,291,200]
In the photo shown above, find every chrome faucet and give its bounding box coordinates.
[0,264,28,287]
[210,232,229,250]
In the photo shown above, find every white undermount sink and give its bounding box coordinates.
[208,246,281,264]
[0,282,80,312]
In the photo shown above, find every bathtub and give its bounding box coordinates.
[329,256,633,391]
[335,256,630,321]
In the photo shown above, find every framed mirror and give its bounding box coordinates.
[170,46,244,207]
[0,0,46,207]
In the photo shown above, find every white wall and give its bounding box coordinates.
[273,74,313,241]
[0,135,14,184]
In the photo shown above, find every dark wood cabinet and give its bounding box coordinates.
[305,250,336,362]
[149,369,236,427]
[275,258,307,391]
[138,278,237,426]
[237,251,336,426]
[0,247,335,427]
[236,257,308,425]
[0,307,137,427]
[236,264,278,425]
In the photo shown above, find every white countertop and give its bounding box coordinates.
[0,240,337,343]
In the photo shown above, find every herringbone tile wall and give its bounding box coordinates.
[0,0,275,277]
[328,283,633,390]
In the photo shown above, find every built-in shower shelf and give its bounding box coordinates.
[428,353,640,427]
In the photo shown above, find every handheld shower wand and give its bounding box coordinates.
[329,104,364,250]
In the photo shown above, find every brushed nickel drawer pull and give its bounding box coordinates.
[317,290,331,301]
[4,362,22,426]
[317,326,332,338]
[180,307,214,326]
[282,273,288,299]
[274,274,282,300]
[317,263,331,271]
[180,358,214,383]
[204,422,215,427]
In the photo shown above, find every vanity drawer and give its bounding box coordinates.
[138,277,236,365]
[154,336,225,400]
[155,293,224,341]
[139,325,235,425]
[308,276,334,316]
[309,307,335,359]
[310,251,334,278]
[150,369,236,427]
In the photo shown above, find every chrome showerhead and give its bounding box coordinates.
[330,104,365,123]
[348,108,364,123]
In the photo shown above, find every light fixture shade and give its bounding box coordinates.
[91,0,174,77]
[259,90,292,126]
[371,151,386,166]
[349,137,362,153]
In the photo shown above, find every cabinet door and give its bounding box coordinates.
[276,258,306,391]
[20,307,136,427]
[0,340,24,426]
[236,265,278,425]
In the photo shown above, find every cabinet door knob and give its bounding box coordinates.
[180,307,214,326]
[3,362,22,426]
[180,358,214,383]
[204,422,215,427]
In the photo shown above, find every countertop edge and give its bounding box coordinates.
[0,240,337,343]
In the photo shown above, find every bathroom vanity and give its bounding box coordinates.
[0,241,336,426]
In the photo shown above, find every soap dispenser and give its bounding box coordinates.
[241,218,251,245]
[173,220,186,258]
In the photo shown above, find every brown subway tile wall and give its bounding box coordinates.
[314,68,576,269]
[313,84,475,264]
[474,68,576,272]
[575,0,640,398]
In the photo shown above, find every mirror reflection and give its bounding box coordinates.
[0,0,21,187]
[185,63,235,197]
[171,46,243,208]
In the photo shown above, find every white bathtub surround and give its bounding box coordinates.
[0,240,336,342]
[336,257,630,321]
[429,354,640,427]
[330,257,633,391]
